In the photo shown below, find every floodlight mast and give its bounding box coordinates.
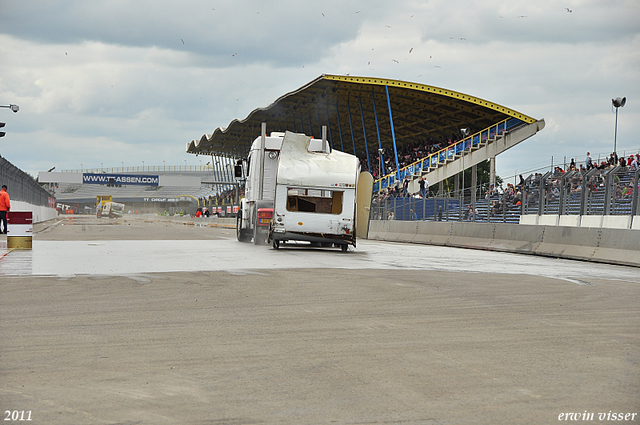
[612,97,626,156]
[0,104,19,113]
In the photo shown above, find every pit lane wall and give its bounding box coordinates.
[368,220,640,268]
[10,201,58,224]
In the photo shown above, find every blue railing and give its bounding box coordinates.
[374,118,524,192]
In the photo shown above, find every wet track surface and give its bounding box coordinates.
[1,215,638,425]
[1,216,638,286]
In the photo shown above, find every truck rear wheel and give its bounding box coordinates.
[236,212,251,242]
[254,227,268,245]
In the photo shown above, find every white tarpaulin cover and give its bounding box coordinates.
[276,131,359,188]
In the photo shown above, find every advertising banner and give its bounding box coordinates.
[83,173,159,186]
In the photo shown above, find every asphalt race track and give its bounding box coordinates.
[1,216,638,425]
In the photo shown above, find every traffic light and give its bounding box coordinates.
[0,122,5,138]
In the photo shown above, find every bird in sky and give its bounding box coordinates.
[565,8,572,12]
[181,39,184,44]
[518,15,527,18]
[409,47,413,53]
[392,59,399,63]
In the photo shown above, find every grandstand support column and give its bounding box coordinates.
[385,86,401,177]
[438,181,443,197]
[454,172,460,194]
[490,156,496,188]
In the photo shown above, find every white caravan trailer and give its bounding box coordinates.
[269,132,360,252]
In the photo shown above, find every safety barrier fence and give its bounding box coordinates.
[0,156,55,208]
[521,166,639,217]
[371,167,640,225]
[373,117,523,192]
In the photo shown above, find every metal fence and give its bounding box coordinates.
[521,166,639,217]
[371,166,640,223]
[0,156,55,207]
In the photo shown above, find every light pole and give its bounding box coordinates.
[0,104,19,113]
[612,97,626,156]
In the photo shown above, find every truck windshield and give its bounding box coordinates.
[286,188,343,214]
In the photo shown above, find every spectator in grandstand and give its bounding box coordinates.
[0,185,9,234]
[419,178,428,198]
[490,200,500,217]
[631,155,639,171]
[619,157,627,168]
[465,205,473,221]
[586,152,593,170]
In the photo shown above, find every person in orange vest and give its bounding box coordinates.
[0,185,10,234]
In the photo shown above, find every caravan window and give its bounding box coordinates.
[286,188,343,214]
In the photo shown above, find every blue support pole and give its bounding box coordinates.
[308,116,314,138]
[336,102,345,151]
[358,96,371,173]
[325,109,334,149]
[372,90,385,176]
[385,86,401,176]
[346,99,357,155]
[300,117,305,133]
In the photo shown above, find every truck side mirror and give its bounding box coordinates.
[234,161,243,179]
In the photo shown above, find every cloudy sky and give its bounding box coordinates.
[1,0,639,182]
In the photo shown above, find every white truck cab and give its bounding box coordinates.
[236,132,285,244]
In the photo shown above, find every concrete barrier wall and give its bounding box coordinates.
[368,220,640,268]
[12,201,58,224]
[520,214,639,229]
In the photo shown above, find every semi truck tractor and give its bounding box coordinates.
[235,130,285,245]
[236,128,372,251]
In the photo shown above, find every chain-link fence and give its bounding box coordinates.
[372,166,640,222]
[0,156,54,207]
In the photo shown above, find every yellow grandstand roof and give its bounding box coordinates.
[187,74,537,157]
